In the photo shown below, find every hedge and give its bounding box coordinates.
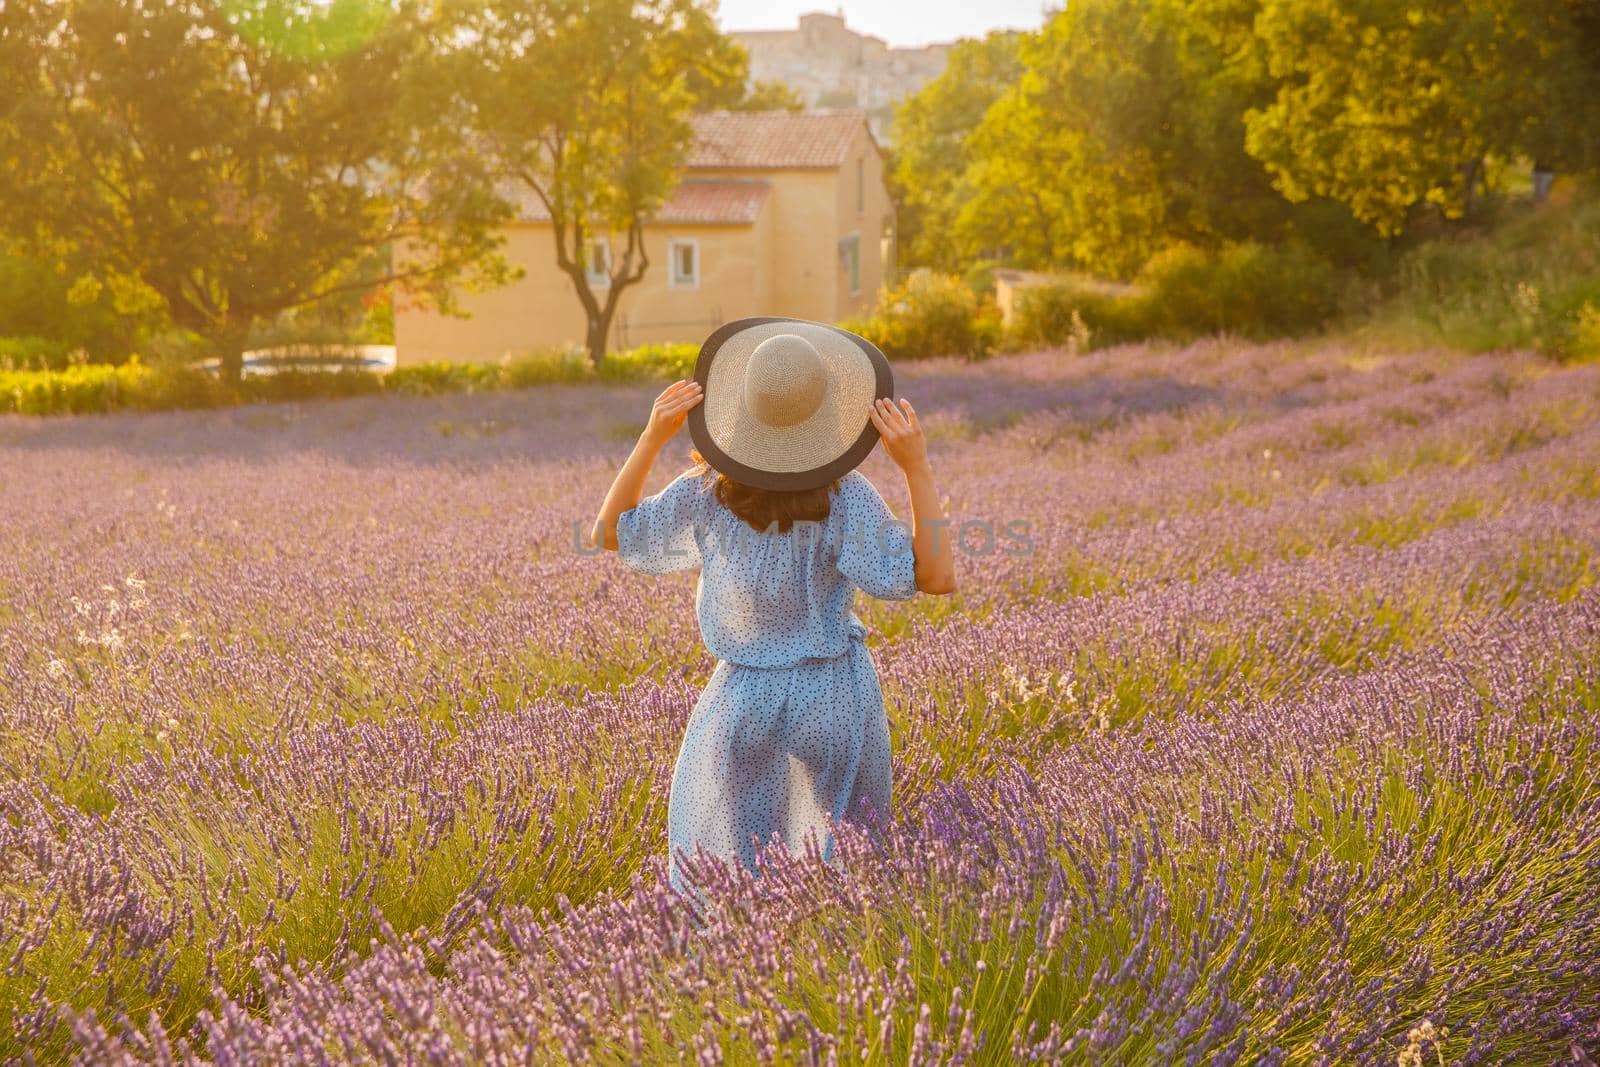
[0,344,706,417]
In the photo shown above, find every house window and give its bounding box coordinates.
[856,158,864,215]
[584,238,611,288]
[668,238,699,289]
[839,233,861,295]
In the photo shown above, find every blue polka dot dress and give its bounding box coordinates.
[615,465,918,888]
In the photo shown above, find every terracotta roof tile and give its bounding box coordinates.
[512,180,770,226]
[655,180,771,224]
[687,110,869,170]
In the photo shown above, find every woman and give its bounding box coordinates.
[592,319,956,889]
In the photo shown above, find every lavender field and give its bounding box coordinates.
[3,339,1598,1064]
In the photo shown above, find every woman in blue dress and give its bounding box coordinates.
[591,319,956,889]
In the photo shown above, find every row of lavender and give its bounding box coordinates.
[61,593,1600,1063]
[3,341,1598,1061]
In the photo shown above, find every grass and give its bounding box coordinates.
[1357,191,1600,362]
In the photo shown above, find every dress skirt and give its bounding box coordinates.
[666,627,891,888]
[614,467,919,889]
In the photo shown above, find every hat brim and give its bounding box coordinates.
[688,317,893,492]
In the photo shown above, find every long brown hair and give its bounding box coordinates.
[690,450,837,533]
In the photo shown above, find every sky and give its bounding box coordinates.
[718,2,1053,48]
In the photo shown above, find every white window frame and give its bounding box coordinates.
[667,238,700,290]
[584,237,612,289]
[840,232,861,295]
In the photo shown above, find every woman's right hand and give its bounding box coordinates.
[642,379,703,448]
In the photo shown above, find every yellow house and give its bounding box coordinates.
[395,110,895,364]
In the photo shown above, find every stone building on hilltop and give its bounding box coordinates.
[732,12,950,141]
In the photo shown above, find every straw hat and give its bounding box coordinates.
[688,317,893,491]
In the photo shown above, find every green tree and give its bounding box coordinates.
[963,0,1317,277]
[816,87,860,109]
[0,0,512,383]
[896,0,1382,279]
[952,86,1077,270]
[890,31,1025,270]
[444,0,744,364]
[0,241,151,365]
[1244,0,1600,235]
[733,80,806,112]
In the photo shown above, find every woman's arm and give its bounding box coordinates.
[590,379,703,551]
[869,397,957,595]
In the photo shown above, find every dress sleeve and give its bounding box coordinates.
[616,467,709,575]
[835,471,918,601]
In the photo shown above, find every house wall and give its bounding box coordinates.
[610,213,772,349]
[834,122,892,320]
[694,131,891,323]
[752,193,776,315]
[689,166,838,323]
[771,169,844,322]
[395,213,769,364]
[394,117,895,362]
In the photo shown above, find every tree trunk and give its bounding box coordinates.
[1460,157,1483,220]
[585,310,613,366]
[218,336,247,388]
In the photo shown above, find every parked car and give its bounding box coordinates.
[199,344,396,377]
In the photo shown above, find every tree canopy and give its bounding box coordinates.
[733,80,807,113]
[1245,0,1600,234]
[6,0,1598,366]
[0,0,513,380]
[889,0,1600,277]
[889,32,1024,272]
[439,0,743,363]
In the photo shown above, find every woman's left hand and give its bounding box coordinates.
[870,397,930,473]
[642,379,703,448]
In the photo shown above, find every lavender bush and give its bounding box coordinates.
[2,339,1598,1064]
